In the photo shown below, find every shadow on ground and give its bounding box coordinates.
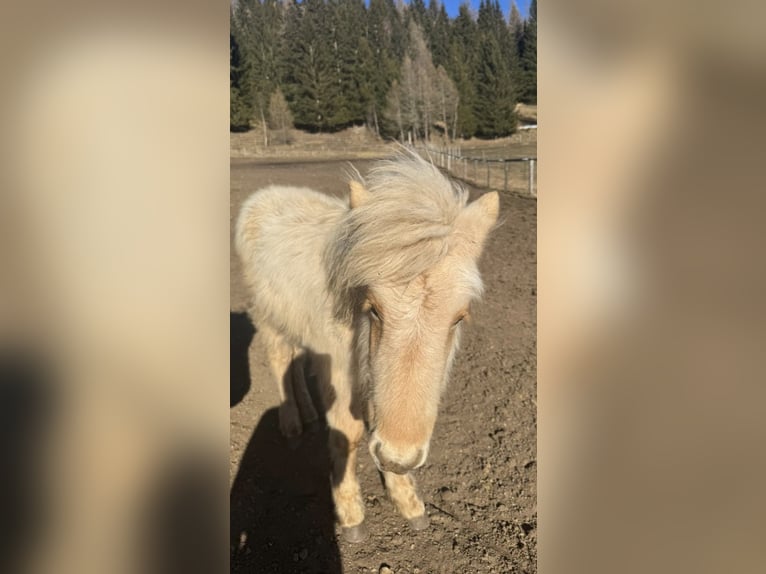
[228,164,366,574]
[231,328,344,574]
[230,405,342,573]
[230,312,256,408]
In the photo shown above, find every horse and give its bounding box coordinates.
[234,151,498,542]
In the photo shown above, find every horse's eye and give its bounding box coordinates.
[369,306,381,321]
[452,315,466,327]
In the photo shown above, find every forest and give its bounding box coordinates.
[230,0,536,141]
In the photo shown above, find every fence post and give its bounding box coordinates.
[486,161,490,188]
[463,157,467,179]
[504,161,508,193]
[529,158,536,197]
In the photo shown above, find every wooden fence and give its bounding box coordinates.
[414,144,537,197]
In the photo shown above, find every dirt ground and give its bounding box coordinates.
[230,157,537,574]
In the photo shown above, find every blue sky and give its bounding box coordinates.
[360,1,531,20]
[437,0,531,19]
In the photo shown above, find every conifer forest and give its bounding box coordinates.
[230,0,537,140]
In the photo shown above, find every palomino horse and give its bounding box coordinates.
[235,152,498,542]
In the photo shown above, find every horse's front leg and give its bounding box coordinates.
[383,471,430,531]
[327,421,366,542]
[327,410,367,542]
[322,362,367,543]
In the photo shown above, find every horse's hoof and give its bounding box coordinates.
[342,522,369,543]
[408,513,430,531]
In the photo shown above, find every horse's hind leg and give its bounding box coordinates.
[383,471,429,531]
[261,324,303,438]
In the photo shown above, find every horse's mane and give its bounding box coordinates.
[326,151,470,311]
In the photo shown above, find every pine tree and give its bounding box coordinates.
[447,3,479,138]
[474,13,517,136]
[230,28,251,131]
[519,0,537,104]
[234,0,285,140]
[367,0,402,134]
[408,0,429,37]
[426,2,450,69]
[481,0,519,79]
[281,0,341,131]
[327,0,369,128]
[389,0,408,61]
[509,2,524,58]
[474,0,518,137]
[355,36,377,127]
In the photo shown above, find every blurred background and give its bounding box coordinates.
[0,2,228,574]
[0,0,764,572]
[540,1,766,573]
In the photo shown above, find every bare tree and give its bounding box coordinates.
[434,65,459,141]
[383,22,460,143]
[384,23,459,141]
[384,79,405,141]
[408,22,433,141]
[267,87,294,146]
[400,55,421,140]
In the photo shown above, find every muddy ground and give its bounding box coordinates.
[230,158,537,574]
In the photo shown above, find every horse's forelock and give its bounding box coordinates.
[326,154,474,304]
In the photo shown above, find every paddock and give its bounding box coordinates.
[230,158,537,573]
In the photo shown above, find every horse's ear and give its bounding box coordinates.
[349,180,372,209]
[457,191,499,254]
